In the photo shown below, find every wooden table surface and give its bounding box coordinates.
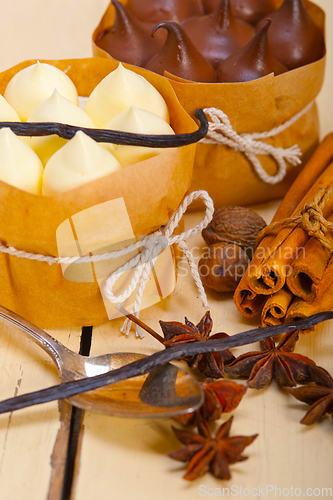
[0,1,332,499]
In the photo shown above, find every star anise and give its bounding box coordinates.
[286,363,333,425]
[159,311,235,378]
[225,331,316,389]
[169,416,258,481]
[174,379,247,426]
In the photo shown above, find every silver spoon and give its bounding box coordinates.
[1,310,333,415]
[0,305,203,418]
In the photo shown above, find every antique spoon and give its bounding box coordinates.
[0,304,203,417]
[1,309,333,415]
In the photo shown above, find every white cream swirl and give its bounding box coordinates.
[85,63,169,128]
[0,128,43,194]
[43,131,122,195]
[4,62,78,121]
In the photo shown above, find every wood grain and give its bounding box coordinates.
[72,210,333,500]
[47,401,73,500]
[0,1,332,498]
[0,324,81,500]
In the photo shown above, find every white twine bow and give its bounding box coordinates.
[105,190,214,337]
[0,190,214,337]
[200,102,314,185]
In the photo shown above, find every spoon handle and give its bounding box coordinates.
[0,311,333,415]
[0,304,73,371]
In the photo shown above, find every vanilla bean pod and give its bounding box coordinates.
[0,311,332,415]
[0,108,208,147]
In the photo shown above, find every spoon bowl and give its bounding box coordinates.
[0,305,203,417]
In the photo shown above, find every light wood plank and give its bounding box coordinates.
[0,0,331,498]
[0,324,81,500]
[73,207,333,500]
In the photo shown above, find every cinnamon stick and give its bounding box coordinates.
[234,288,266,318]
[286,278,333,333]
[286,213,333,301]
[261,287,293,327]
[248,161,333,295]
[234,133,333,316]
[233,235,275,317]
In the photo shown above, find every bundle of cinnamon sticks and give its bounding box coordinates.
[234,133,333,333]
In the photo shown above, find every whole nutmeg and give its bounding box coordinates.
[199,242,250,292]
[202,206,266,257]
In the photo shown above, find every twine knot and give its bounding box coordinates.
[255,184,333,253]
[200,103,314,185]
[106,190,214,337]
[0,190,214,338]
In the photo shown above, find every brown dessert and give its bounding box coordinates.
[202,0,280,24]
[217,20,287,82]
[256,0,325,70]
[95,1,164,66]
[145,22,216,83]
[126,0,204,24]
[181,0,254,69]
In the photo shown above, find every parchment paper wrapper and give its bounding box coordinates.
[93,0,326,210]
[0,58,197,327]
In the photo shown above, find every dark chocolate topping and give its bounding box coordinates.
[182,0,255,68]
[230,0,279,25]
[126,0,204,24]
[256,0,325,70]
[203,0,279,24]
[145,21,216,83]
[95,0,164,66]
[217,19,287,82]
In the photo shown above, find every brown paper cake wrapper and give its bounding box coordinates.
[0,58,197,327]
[93,0,326,210]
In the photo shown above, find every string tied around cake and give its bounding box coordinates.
[200,102,314,185]
[0,190,214,337]
[105,190,214,336]
[255,183,333,252]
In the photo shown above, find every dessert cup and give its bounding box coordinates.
[0,58,197,327]
[93,0,326,209]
